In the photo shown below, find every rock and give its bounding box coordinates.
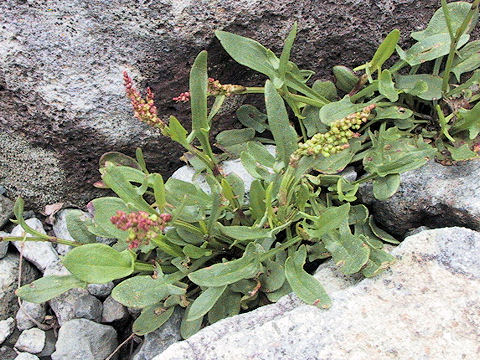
[404,226,431,238]
[359,161,480,237]
[155,227,480,360]
[49,288,103,326]
[0,231,8,259]
[52,209,75,255]
[87,282,115,298]
[15,302,46,331]
[14,353,40,360]
[101,296,129,323]
[37,330,56,358]
[0,254,39,320]
[52,319,118,360]
[1,0,459,211]
[338,166,357,182]
[14,328,45,354]
[132,307,182,360]
[11,218,59,273]
[0,195,14,229]
[0,346,17,360]
[0,318,15,345]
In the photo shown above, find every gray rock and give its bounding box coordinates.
[0,318,15,345]
[14,353,40,360]
[133,307,183,360]
[359,161,480,237]
[404,226,431,238]
[0,346,17,360]
[0,232,9,259]
[0,195,14,229]
[338,166,357,182]
[37,330,56,358]
[49,288,102,326]
[1,0,459,211]
[87,282,115,298]
[16,302,46,331]
[52,319,117,360]
[155,227,480,360]
[0,254,39,320]
[14,328,45,354]
[11,219,59,273]
[52,209,75,256]
[101,296,129,323]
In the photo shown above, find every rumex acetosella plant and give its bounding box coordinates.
[3,0,480,339]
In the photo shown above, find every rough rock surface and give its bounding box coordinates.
[14,353,40,360]
[0,0,462,210]
[0,318,15,345]
[359,161,480,237]
[101,296,129,323]
[15,301,46,331]
[132,307,183,360]
[0,231,9,259]
[155,227,480,360]
[0,195,13,229]
[0,254,39,320]
[11,219,59,273]
[49,288,103,326]
[14,328,45,354]
[51,318,118,360]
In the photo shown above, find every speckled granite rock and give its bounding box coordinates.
[155,227,480,360]
[359,160,480,237]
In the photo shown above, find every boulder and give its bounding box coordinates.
[0,0,462,210]
[359,160,480,237]
[155,227,480,360]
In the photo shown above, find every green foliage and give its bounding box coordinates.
[10,1,480,341]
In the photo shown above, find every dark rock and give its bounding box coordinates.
[0,195,13,229]
[359,161,480,237]
[0,346,17,360]
[0,0,466,210]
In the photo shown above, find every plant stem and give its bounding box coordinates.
[0,235,83,247]
[133,262,155,272]
[241,87,265,94]
[260,236,301,262]
[352,174,376,185]
[442,0,480,93]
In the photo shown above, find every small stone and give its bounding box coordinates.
[52,319,117,360]
[11,218,59,273]
[49,288,102,326]
[14,328,45,354]
[101,296,129,323]
[338,166,357,182]
[16,302,46,331]
[52,209,76,256]
[0,254,39,320]
[15,353,40,360]
[0,318,15,345]
[0,346,17,360]
[0,231,9,259]
[132,307,182,360]
[87,282,115,298]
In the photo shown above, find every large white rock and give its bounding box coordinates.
[155,227,480,360]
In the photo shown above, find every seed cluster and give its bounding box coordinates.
[295,104,376,158]
[123,71,166,131]
[110,210,172,249]
[173,78,245,102]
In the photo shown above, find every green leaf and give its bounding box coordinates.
[187,285,227,321]
[378,69,398,102]
[181,305,203,339]
[133,305,175,336]
[265,80,298,166]
[402,33,469,66]
[153,174,166,210]
[167,116,189,147]
[65,210,96,244]
[15,275,87,303]
[13,198,48,239]
[112,275,186,308]
[215,31,278,79]
[246,142,275,168]
[448,144,478,161]
[312,80,338,101]
[216,128,255,147]
[285,245,331,308]
[348,204,369,225]
[183,244,213,259]
[375,106,413,120]
[240,151,273,180]
[453,102,480,139]
[449,40,480,81]
[361,248,396,278]
[265,281,292,302]
[249,180,266,221]
[369,29,400,72]
[368,216,400,244]
[278,22,298,83]
[354,223,383,249]
[412,2,477,42]
[236,105,268,133]
[63,244,135,283]
[395,74,443,101]
[319,96,364,126]
[99,152,141,170]
[165,178,211,208]
[87,197,129,240]
[332,66,358,93]
[188,243,262,287]
[259,259,285,293]
[190,51,209,132]
[323,232,370,275]
[218,224,272,241]
[372,174,401,201]
[307,203,350,239]
[207,287,241,324]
